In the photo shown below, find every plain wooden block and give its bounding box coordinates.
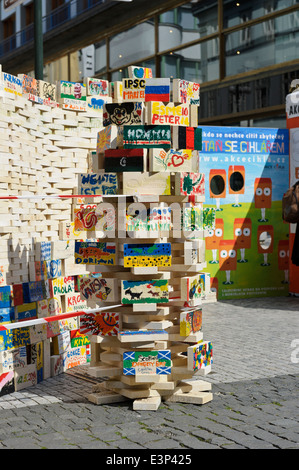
[165,391,213,405]
[178,379,212,392]
[88,364,123,377]
[133,396,161,411]
[87,390,128,405]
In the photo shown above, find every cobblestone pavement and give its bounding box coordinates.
[0,296,298,450]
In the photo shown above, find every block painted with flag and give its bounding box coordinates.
[145,78,170,102]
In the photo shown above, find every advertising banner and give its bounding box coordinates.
[200,126,289,300]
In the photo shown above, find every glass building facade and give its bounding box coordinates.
[1,0,299,127]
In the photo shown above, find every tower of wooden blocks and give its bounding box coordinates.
[77,67,216,410]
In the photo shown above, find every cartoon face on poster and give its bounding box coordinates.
[200,126,289,300]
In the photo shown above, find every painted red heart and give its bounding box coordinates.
[171,154,184,167]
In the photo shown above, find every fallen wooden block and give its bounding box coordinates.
[133,396,161,411]
[165,390,213,405]
[88,390,128,405]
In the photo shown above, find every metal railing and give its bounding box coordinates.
[0,0,106,58]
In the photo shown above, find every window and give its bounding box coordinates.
[225,11,299,76]
[161,38,219,83]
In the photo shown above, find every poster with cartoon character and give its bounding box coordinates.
[200,126,289,300]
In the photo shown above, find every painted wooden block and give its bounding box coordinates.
[0,286,12,308]
[121,279,169,304]
[56,80,86,103]
[30,341,43,382]
[37,79,57,101]
[15,302,37,321]
[180,308,202,336]
[199,272,211,295]
[79,275,118,303]
[123,243,171,267]
[86,96,106,116]
[103,102,145,126]
[59,221,89,240]
[97,125,119,154]
[14,364,37,391]
[118,329,168,343]
[126,205,171,232]
[65,292,88,313]
[202,207,216,230]
[187,341,213,372]
[64,345,87,370]
[172,126,202,150]
[84,77,109,98]
[109,81,123,102]
[80,311,120,336]
[52,331,71,355]
[149,148,198,172]
[51,240,75,260]
[47,320,60,339]
[123,350,171,376]
[148,101,190,126]
[122,172,170,196]
[104,148,145,172]
[184,241,199,265]
[47,296,62,316]
[51,276,75,296]
[175,172,205,196]
[28,281,44,302]
[51,354,66,376]
[0,307,14,323]
[181,274,204,303]
[0,347,27,374]
[36,241,52,262]
[75,241,116,265]
[44,259,62,279]
[59,316,79,333]
[74,204,100,232]
[122,78,146,102]
[144,78,170,102]
[2,72,22,97]
[78,172,118,196]
[37,299,48,318]
[0,266,8,287]
[21,74,39,96]
[128,66,153,79]
[183,206,203,233]
[172,79,200,105]
[0,371,14,396]
[123,125,171,149]
[30,324,48,344]
[70,330,90,348]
